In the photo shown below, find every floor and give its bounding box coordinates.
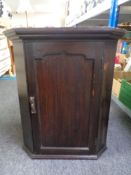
[0,80,131,175]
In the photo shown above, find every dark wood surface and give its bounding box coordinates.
[4,27,125,159]
[5,27,125,40]
[12,40,33,152]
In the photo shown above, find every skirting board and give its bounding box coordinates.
[23,145,107,160]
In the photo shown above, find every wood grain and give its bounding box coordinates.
[4,27,125,159]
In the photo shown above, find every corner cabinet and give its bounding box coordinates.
[5,27,124,159]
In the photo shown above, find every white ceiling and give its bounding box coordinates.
[5,0,66,13]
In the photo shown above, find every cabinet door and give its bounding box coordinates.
[26,41,103,155]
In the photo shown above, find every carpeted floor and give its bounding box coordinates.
[0,80,131,175]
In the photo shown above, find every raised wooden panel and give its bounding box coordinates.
[34,50,95,153]
[29,41,103,155]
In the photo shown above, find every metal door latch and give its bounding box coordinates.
[29,96,36,114]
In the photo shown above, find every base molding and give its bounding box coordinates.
[23,146,107,160]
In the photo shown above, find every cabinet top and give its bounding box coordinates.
[4,27,125,40]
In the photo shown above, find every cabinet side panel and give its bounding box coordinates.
[97,40,117,151]
[13,40,33,152]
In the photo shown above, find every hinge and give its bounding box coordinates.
[92,88,95,97]
[101,56,104,70]
[92,72,95,97]
[29,96,37,114]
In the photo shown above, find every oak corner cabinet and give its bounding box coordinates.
[5,27,125,159]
